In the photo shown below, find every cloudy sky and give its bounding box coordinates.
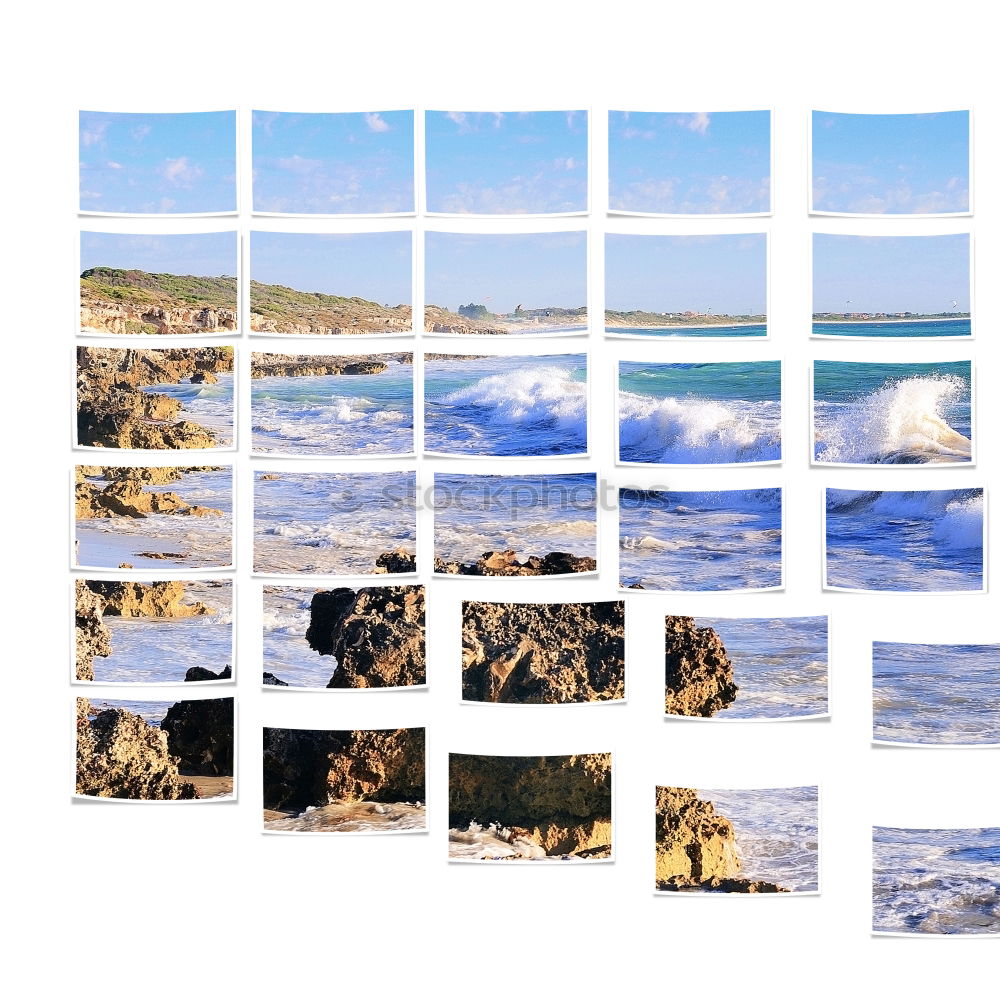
[80,230,236,276]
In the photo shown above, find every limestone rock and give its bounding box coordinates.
[262,727,425,810]
[160,698,234,776]
[305,586,425,688]
[434,550,596,577]
[448,753,612,857]
[250,353,398,379]
[85,579,213,618]
[664,616,738,717]
[374,549,417,574]
[462,601,624,703]
[75,580,112,681]
[76,701,197,800]
[654,786,740,888]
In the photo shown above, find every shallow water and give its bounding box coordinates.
[434,473,597,570]
[813,318,970,338]
[76,469,233,570]
[424,355,587,457]
[688,617,828,719]
[261,585,337,687]
[86,698,174,726]
[250,362,413,457]
[698,786,819,892]
[619,361,780,464]
[872,642,999,745]
[873,827,1000,934]
[813,361,971,465]
[91,580,233,684]
[825,489,983,592]
[253,471,417,575]
[265,801,425,833]
[620,489,782,591]
[142,373,235,447]
[448,821,595,861]
[607,323,767,338]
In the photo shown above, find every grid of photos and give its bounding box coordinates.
[71,107,994,936]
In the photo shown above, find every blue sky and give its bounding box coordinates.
[605,233,766,314]
[425,111,588,214]
[252,111,414,214]
[608,110,771,214]
[425,232,586,312]
[811,111,970,214]
[79,111,236,214]
[80,231,236,276]
[813,234,970,312]
[251,231,411,304]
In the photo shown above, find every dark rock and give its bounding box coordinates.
[184,665,232,682]
[160,698,234,775]
[263,672,289,686]
[434,550,596,577]
[374,549,417,574]
[664,616,738,717]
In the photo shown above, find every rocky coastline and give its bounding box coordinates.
[249,353,411,379]
[449,753,612,859]
[664,617,739,717]
[655,786,788,892]
[77,347,233,450]
[249,281,412,335]
[434,550,597,577]
[462,601,624,703]
[76,466,224,523]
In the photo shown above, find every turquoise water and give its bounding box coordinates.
[424,354,587,456]
[434,473,597,571]
[619,361,780,464]
[873,827,1000,935]
[813,318,970,338]
[825,489,983,592]
[620,489,782,591]
[691,617,828,719]
[814,361,971,464]
[607,323,766,338]
[251,361,413,456]
[141,373,234,447]
[873,642,999,745]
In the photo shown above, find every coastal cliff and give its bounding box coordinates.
[305,585,425,688]
[449,753,612,858]
[664,616,739,716]
[250,281,411,335]
[462,601,624,703]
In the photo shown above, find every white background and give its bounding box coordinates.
[4,1,996,995]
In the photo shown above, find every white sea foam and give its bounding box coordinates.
[619,391,780,464]
[442,367,586,430]
[933,494,985,549]
[816,376,971,464]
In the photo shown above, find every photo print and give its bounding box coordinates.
[79,230,238,336]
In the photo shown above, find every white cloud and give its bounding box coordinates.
[106,161,123,169]
[160,156,204,186]
[276,154,322,174]
[686,112,711,135]
[81,121,108,147]
[445,111,468,129]
[131,124,152,142]
[365,112,390,133]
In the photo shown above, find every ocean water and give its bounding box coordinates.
[423,354,587,457]
[873,642,999,745]
[261,585,338,687]
[825,489,983,592]
[448,821,599,861]
[688,617,828,719]
[873,827,1000,935]
[620,489,782,591]
[90,580,233,684]
[813,318,971,338]
[607,323,767,338]
[141,373,235,447]
[251,361,414,457]
[434,473,597,571]
[86,698,174,726]
[265,802,426,833]
[813,361,972,464]
[253,471,417,575]
[76,468,233,570]
[619,361,781,464]
[698,786,819,892]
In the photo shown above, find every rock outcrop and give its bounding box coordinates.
[85,579,213,618]
[448,753,612,857]
[75,581,112,681]
[374,549,417,574]
[664,617,739,717]
[160,698,234,776]
[250,353,410,378]
[462,601,624,703]
[654,786,788,892]
[262,728,425,811]
[305,586,425,688]
[184,665,232,682]
[76,700,197,799]
[76,346,233,449]
[76,475,222,520]
[434,550,596,577]
[263,672,289,686]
